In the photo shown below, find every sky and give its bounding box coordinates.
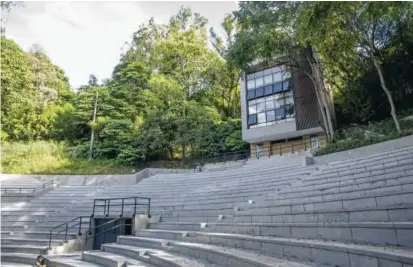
[4,1,238,89]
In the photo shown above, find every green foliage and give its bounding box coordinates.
[314,118,413,156]
[1,141,137,174]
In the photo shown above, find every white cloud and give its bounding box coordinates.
[4,1,237,89]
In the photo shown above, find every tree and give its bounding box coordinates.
[299,1,413,133]
[1,37,36,140]
[209,14,241,118]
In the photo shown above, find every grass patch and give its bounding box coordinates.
[1,141,137,174]
[314,117,413,156]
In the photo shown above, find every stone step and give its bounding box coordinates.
[0,252,37,265]
[160,204,413,224]
[120,233,413,267]
[102,243,224,267]
[1,237,64,246]
[49,256,105,267]
[118,236,324,267]
[140,221,413,247]
[1,244,49,254]
[82,250,152,267]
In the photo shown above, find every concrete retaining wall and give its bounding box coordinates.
[313,134,413,165]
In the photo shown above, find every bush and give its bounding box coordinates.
[314,117,413,156]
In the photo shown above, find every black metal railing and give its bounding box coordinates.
[1,180,54,195]
[201,134,328,164]
[48,216,90,247]
[91,196,151,218]
[84,217,132,250]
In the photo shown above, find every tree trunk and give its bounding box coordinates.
[372,57,401,134]
[304,53,334,139]
[88,91,98,160]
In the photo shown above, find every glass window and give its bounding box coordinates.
[248,103,257,114]
[257,112,266,123]
[257,102,265,112]
[275,108,285,120]
[264,85,273,96]
[267,110,275,121]
[247,73,254,80]
[283,71,291,79]
[254,71,264,78]
[255,77,264,88]
[273,72,282,82]
[266,100,275,110]
[283,80,291,91]
[272,66,282,73]
[248,114,257,125]
[274,98,283,109]
[247,90,255,100]
[256,87,264,98]
[264,74,273,85]
[256,97,265,103]
[264,68,272,75]
[286,104,295,118]
[247,80,255,89]
[273,82,283,93]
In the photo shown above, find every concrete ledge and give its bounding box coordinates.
[313,135,413,165]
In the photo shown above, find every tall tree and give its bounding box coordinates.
[299,1,413,133]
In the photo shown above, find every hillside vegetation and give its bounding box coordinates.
[1,3,413,174]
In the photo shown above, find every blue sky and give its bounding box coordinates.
[4,1,237,89]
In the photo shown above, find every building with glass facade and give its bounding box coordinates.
[240,59,334,158]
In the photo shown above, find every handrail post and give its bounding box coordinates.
[107,199,110,217]
[92,200,96,217]
[304,139,307,151]
[292,142,294,154]
[65,223,68,241]
[148,198,151,217]
[49,230,52,248]
[78,217,82,235]
[134,197,137,216]
[121,198,124,217]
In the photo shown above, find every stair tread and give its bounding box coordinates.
[104,243,222,267]
[120,236,330,267]
[84,250,152,266]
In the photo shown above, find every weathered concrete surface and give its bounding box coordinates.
[313,134,413,164]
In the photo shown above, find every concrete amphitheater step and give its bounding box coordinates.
[49,257,105,267]
[102,243,222,267]
[118,236,326,267]
[0,252,37,265]
[82,250,153,267]
[1,237,64,246]
[121,233,413,267]
[1,244,49,254]
[159,203,413,224]
[141,221,413,247]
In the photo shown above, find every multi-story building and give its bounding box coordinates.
[240,54,335,158]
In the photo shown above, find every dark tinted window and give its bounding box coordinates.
[248,114,257,125]
[264,85,273,96]
[247,90,255,100]
[255,87,264,98]
[275,108,285,120]
[274,82,283,93]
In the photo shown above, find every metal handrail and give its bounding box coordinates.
[1,180,54,194]
[92,196,151,218]
[48,216,90,247]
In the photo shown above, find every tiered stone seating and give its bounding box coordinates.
[2,145,413,266]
